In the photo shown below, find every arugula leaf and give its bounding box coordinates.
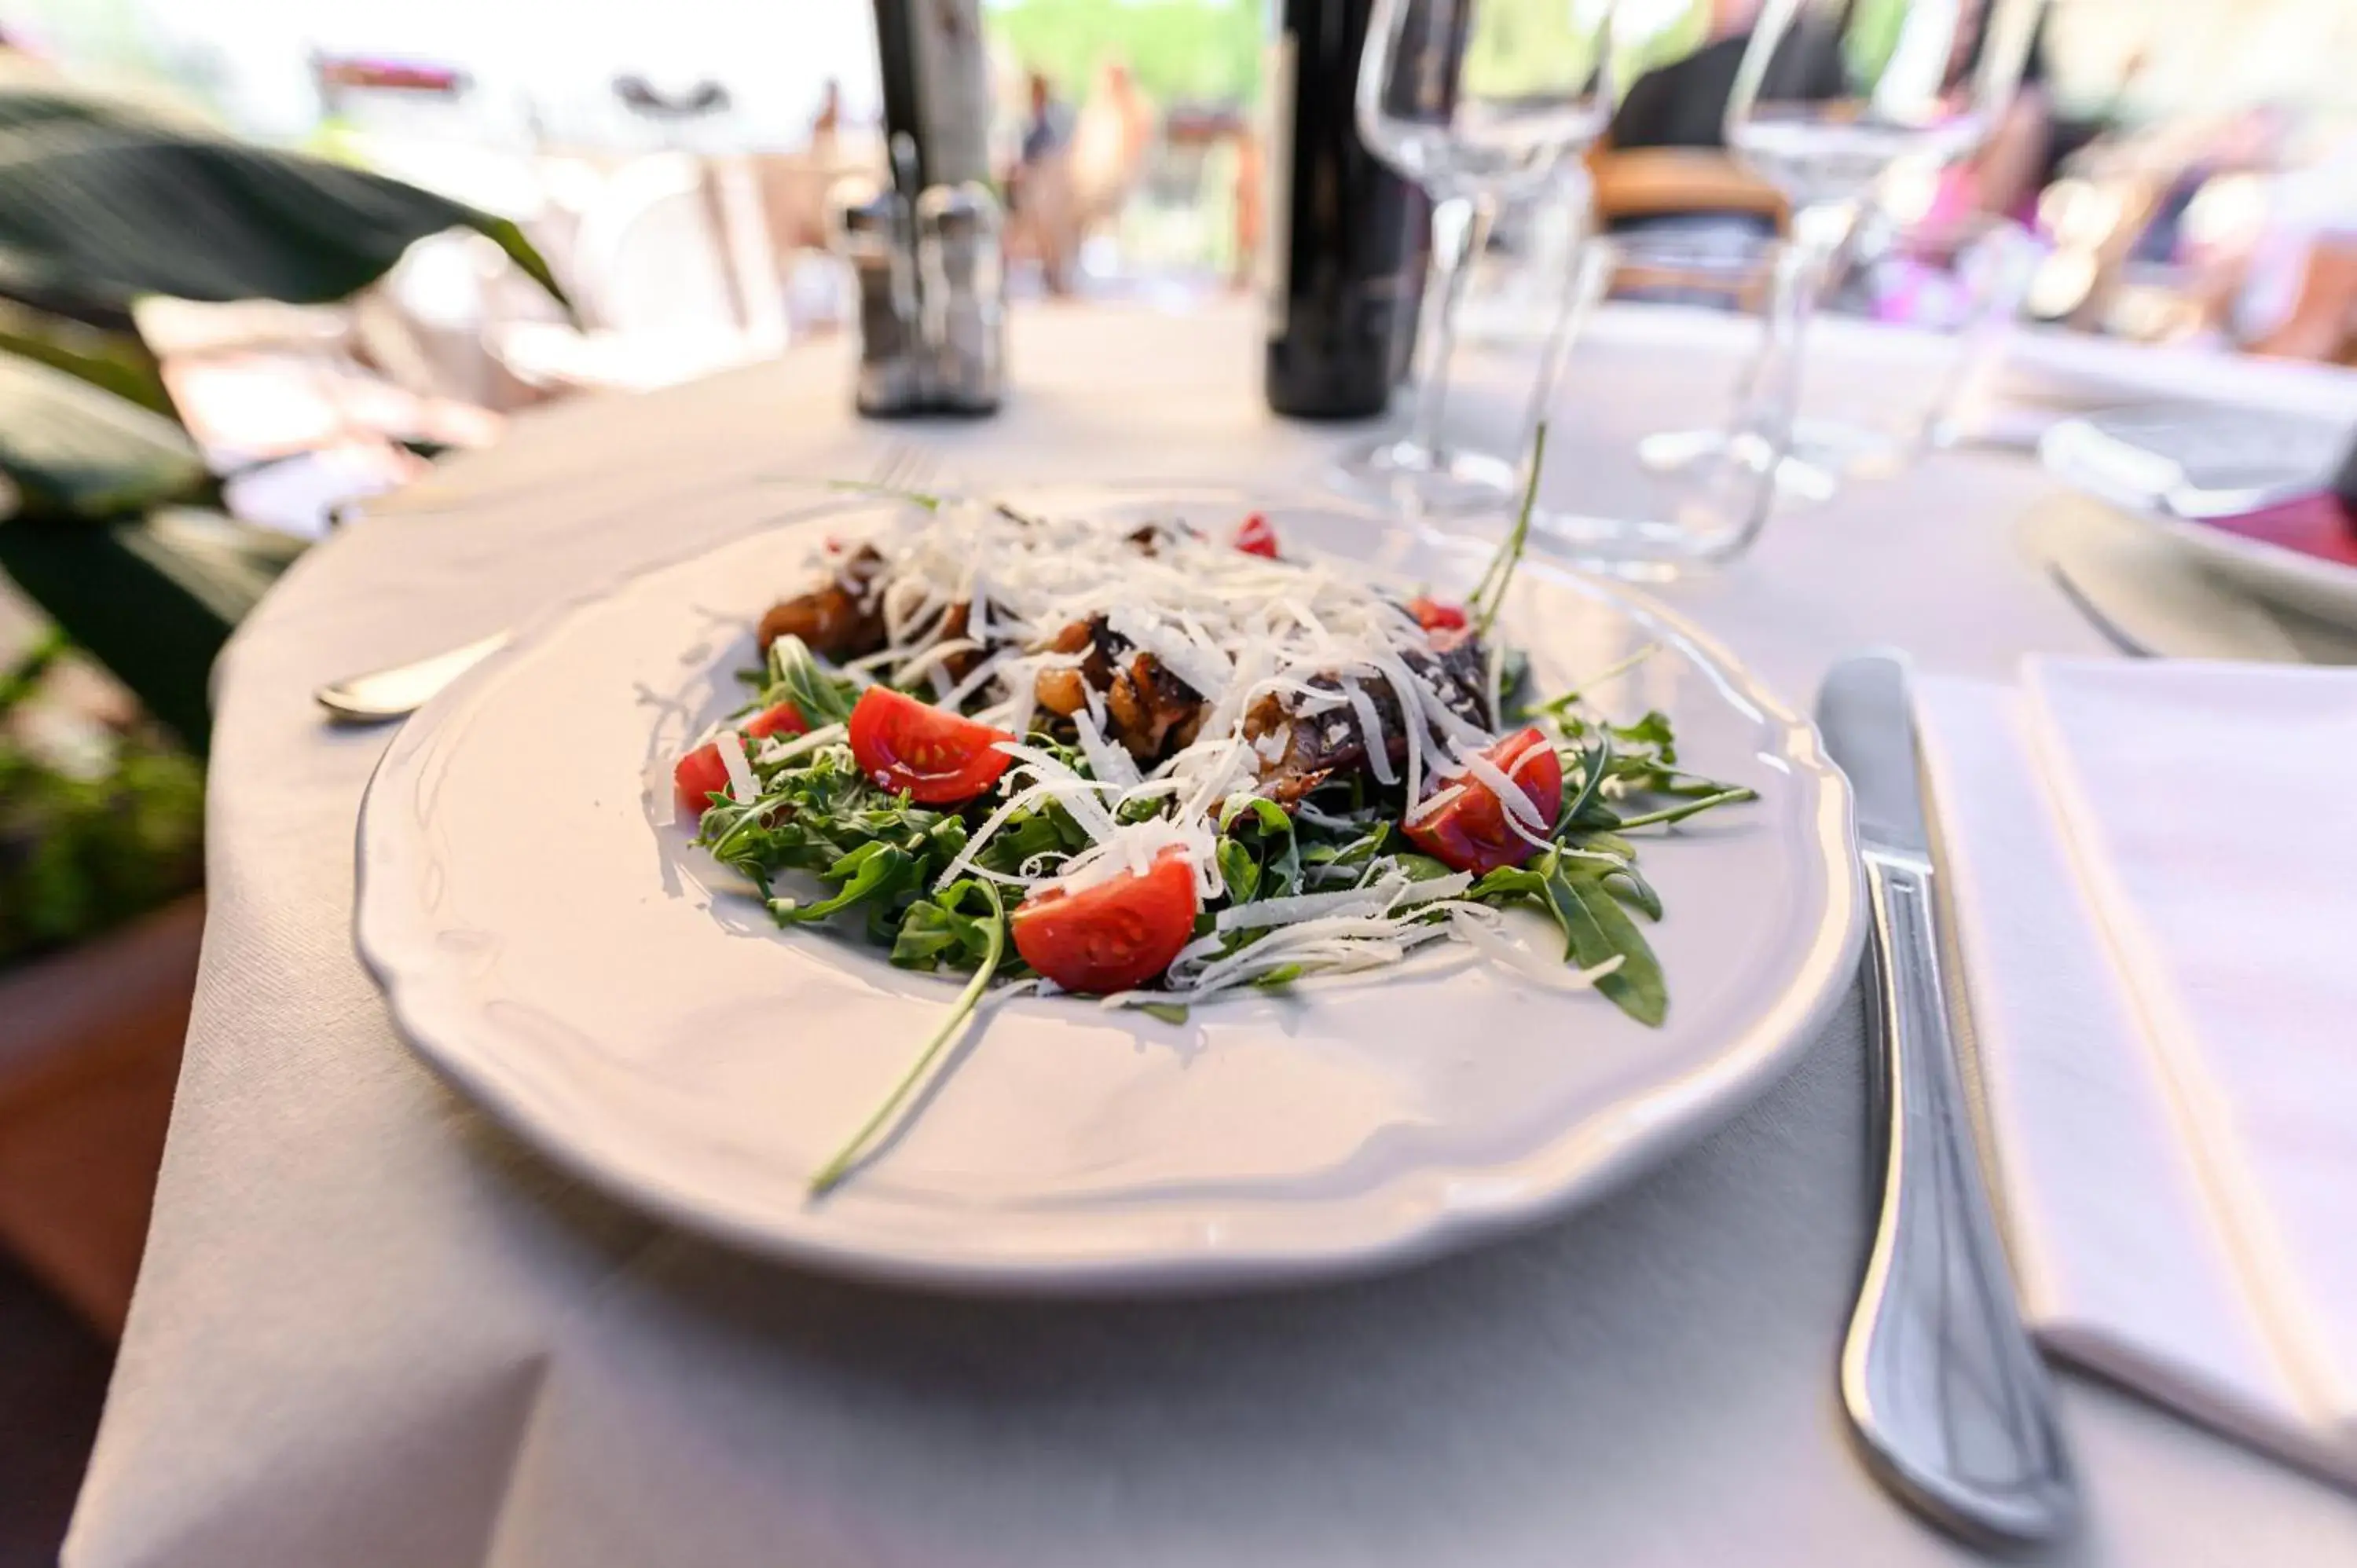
[1464,852,1666,1024]
[1469,863,1548,901]
[1468,422,1546,638]
[1219,795,1292,835]
[1603,863,1663,921]
[1559,731,1614,831]
[811,881,1007,1194]
[1611,709,1677,762]
[1216,837,1261,905]
[1541,856,1668,1027]
[1393,851,1459,882]
[1570,829,1637,861]
[1300,824,1389,874]
[827,478,944,512]
[763,633,857,727]
[1534,642,1660,718]
[769,841,917,926]
[1607,788,1758,832]
[1221,794,1302,899]
[972,800,1086,881]
[891,878,1010,971]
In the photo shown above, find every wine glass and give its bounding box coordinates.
[1468,229,1820,581]
[1644,0,2048,489]
[1343,0,1615,512]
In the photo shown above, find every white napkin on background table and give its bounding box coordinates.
[1914,658,2357,1490]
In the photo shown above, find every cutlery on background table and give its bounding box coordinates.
[2044,562,2157,659]
[1816,652,2077,1547]
[315,632,514,724]
[315,445,937,724]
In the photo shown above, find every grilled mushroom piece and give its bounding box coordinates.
[1028,614,1206,761]
[934,602,987,682]
[1244,630,1494,805]
[757,546,889,660]
[1106,652,1203,759]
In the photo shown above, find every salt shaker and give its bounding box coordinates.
[828,178,925,418]
[915,182,1004,416]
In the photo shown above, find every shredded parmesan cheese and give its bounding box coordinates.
[706,730,758,807]
[740,496,1610,997]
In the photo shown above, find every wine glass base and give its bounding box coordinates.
[1635,427,1841,503]
[1525,511,1739,583]
[1332,438,1522,517]
[1639,409,1930,491]
[1419,504,1744,584]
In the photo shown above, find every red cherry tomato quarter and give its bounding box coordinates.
[1403,727,1564,876]
[742,700,808,740]
[1408,596,1468,632]
[1233,512,1281,559]
[673,742,733,819]
[846,687,1014,805]
[1011,848,1200,995]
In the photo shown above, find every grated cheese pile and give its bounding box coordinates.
[735,500,1611,1005]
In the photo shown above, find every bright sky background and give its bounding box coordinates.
[2,0,882,145]
[8,0,2353,146]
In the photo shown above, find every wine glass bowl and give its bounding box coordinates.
[1723,0,2043,208]
[1428,233,1820,581]
[1336,0,1615,512]
[1633,0,2049,492]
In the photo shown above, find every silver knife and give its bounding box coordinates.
[1816,652,2077,1546]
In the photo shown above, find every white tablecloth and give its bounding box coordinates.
[67,303,2357,1567]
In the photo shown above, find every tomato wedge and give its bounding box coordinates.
[846,687,1014,804]
[673,742,734,819]
[1403,728,1564,876]
[1233,511,1280,559]
[1408,595,1467,632]
[1012,848,1200,995]
[742,699,808,740]
[673,703,805,819]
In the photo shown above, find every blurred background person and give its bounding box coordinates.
[1006,69,1079,291]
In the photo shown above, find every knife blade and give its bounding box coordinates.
[1815,652,2077,1546]
[1817,654,1932,857]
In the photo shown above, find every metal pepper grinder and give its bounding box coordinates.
[828,174,925,418]
[915,181,1004,416]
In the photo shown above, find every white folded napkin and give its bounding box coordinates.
[1913,658,2357,1491]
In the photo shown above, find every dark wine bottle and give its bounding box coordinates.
[1262,0,1428,419]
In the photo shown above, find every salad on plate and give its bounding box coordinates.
[664,456,1754,1189]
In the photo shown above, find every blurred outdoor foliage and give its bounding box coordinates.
[0,630,203,968]
[990,0,1261,104]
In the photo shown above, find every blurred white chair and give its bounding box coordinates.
[494,152,789,395]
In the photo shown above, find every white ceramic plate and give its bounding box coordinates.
[2042,412,2357,628]
[357,488,1861,1292]
[2154,512,2357,629]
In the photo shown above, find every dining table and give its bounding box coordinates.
[64,298,2357,1567]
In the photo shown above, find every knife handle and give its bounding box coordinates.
[1842,851,2077,1546]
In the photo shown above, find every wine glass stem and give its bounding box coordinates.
[1726,195,1860,420]
[1407,193,1496,463]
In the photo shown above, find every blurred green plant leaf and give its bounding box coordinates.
[0,293,174,416]
[0,65,571,318]
[0,350,207,519]
[0,507,299,751]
